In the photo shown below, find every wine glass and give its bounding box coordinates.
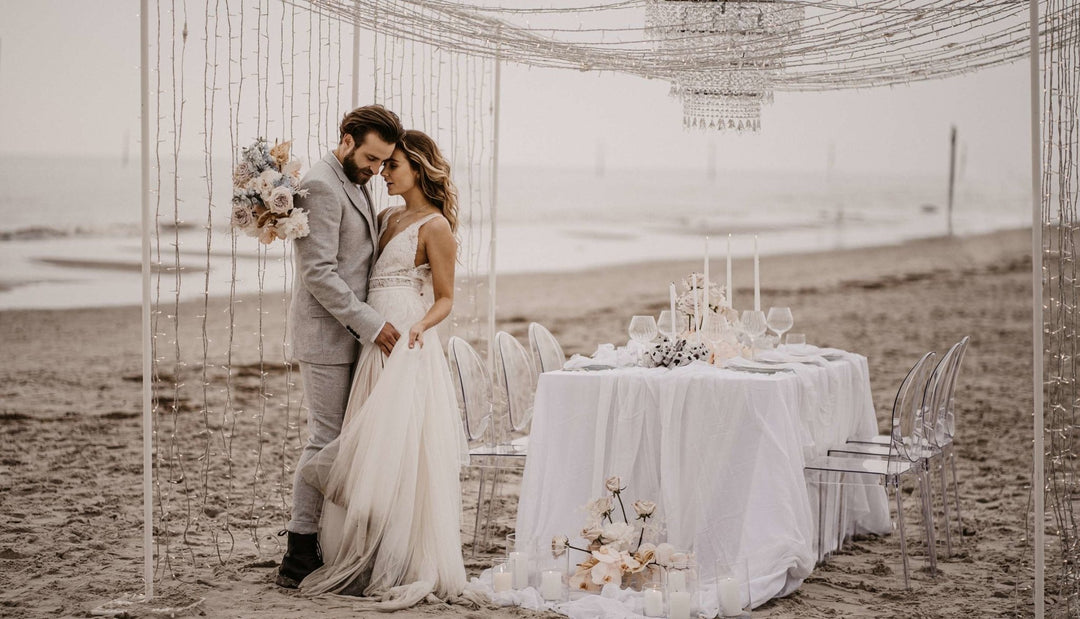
[766,307,794,341]
[629,315,659,344]
[658,310,676,340]
[740,310,767,341]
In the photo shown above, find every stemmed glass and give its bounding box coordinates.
[657,310,676,340]
[766,307,794,342]
[740,310,767,346]
[629,315,659,344]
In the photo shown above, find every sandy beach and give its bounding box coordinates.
[0,228,1044,617]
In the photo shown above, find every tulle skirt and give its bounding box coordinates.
[298,287,470,609]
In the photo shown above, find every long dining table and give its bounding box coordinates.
[514,348,892,607]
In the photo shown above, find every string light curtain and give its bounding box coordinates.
[1041,0,1080,610]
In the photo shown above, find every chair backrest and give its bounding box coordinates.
[942,336,969,440]
[495,331,537,433]
[528,322,565,375]
[447,336,491,444]
[890,351,936,462]
[923,340,962,448]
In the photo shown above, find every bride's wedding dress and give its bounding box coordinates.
[299,213,471,609]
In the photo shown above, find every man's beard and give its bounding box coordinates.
[341,149,373,185]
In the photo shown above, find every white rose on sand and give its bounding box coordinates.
[591,545,622,564]
[632,500,656,518]
[617,550,641,573]
[654,542,676,567]
[581,525,604,543]
[601,521,636,551]
[605,476,622,493]
[275,209,310,240]
[267,185,293,214]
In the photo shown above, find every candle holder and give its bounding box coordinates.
[537,551,569,602]
[714,559,752,617]
[642,581,666,618]
[491,562,513,594]
[505,533,530,590]
[665,559,698,619]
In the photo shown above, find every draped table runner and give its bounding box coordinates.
[514,351,892,607]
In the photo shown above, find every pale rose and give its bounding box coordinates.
[232,160,256,186]
[267,185,293,214]
[601,521,636,550]
[258,225,278,245]
[257,169,283,200]
[275,209,310,240]
[654,542,676,566]
[283,159,303,180]
[605,476,622,493]
[632,500,656,518]
[586,497,613,521]
[551,535,568,558]
[231,202,255,230]
[637,542,656,555]
[633,547,655,571]
[589,560,622,587]
[581,525,603,543]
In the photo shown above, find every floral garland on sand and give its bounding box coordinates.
[230,138,310,244]
[553,476,690,592]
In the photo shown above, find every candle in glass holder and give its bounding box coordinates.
[753,235,761,312]
[643,586,664,617]
[667,570,687,593]
[717,577,742,616]
[493,566,512,593]
[668,591,691,619]
[509,551,528,589]
[540,569,562,601]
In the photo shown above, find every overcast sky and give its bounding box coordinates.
[0,1,1032,182]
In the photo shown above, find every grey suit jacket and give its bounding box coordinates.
[288,152,385,365]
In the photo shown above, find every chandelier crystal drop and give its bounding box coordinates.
[646,0,804,132]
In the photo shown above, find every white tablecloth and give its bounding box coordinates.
[514,352,891,608]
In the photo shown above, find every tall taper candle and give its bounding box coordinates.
[692,273,699,331]
[753,235,761,311]
[669,282,678,336]
[703,236,710,333]
[726,234,733,308]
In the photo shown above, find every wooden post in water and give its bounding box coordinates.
[947,125,957,237]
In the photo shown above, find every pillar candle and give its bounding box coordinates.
[703,236,710,333]
[669,283,677,336]
[753,235,760,312]
[726,234,733,308]
[509,551,528,589]
[540,570,563,601]
[668,570,687,593]
[493,571,513,593]
[717,577,742,616]
[643,587,664,617]
[668,591,691,619]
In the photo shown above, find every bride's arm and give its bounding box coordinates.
[408,217,456,349]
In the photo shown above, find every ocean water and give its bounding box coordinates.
[0,154,1028,310]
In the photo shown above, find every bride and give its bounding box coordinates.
[298,129,471,609]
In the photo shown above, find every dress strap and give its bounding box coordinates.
[413,213,443,230]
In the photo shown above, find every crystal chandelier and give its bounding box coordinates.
[645,0,804,131]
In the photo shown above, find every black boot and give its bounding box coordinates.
[275,530,323,589]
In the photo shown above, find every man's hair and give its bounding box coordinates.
[338,105,405,148]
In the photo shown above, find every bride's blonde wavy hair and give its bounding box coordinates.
[398,130,458,233]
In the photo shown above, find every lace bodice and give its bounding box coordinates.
[368,213,440,293]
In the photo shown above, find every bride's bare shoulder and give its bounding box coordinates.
[418,213,453,238]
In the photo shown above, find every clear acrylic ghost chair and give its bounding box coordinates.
[495,330,537,444]
[528,322,565,375]
[447,336,527,556]
[806,351,937,589]
[844,340,966,557]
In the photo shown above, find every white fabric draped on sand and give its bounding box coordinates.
[299,335,471,608]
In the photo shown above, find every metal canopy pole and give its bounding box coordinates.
[1028,0,1044,615]
[139,0,154,602]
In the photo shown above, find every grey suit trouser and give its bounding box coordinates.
[288,360,354,534]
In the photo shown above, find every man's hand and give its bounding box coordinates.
[374,322,400,356]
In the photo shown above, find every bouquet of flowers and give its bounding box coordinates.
[676,273,739,329]
[553,476,688,592]
[231,138,309,244]
[644,335,712,368]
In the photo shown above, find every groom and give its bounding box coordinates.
[277,105,405,588]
